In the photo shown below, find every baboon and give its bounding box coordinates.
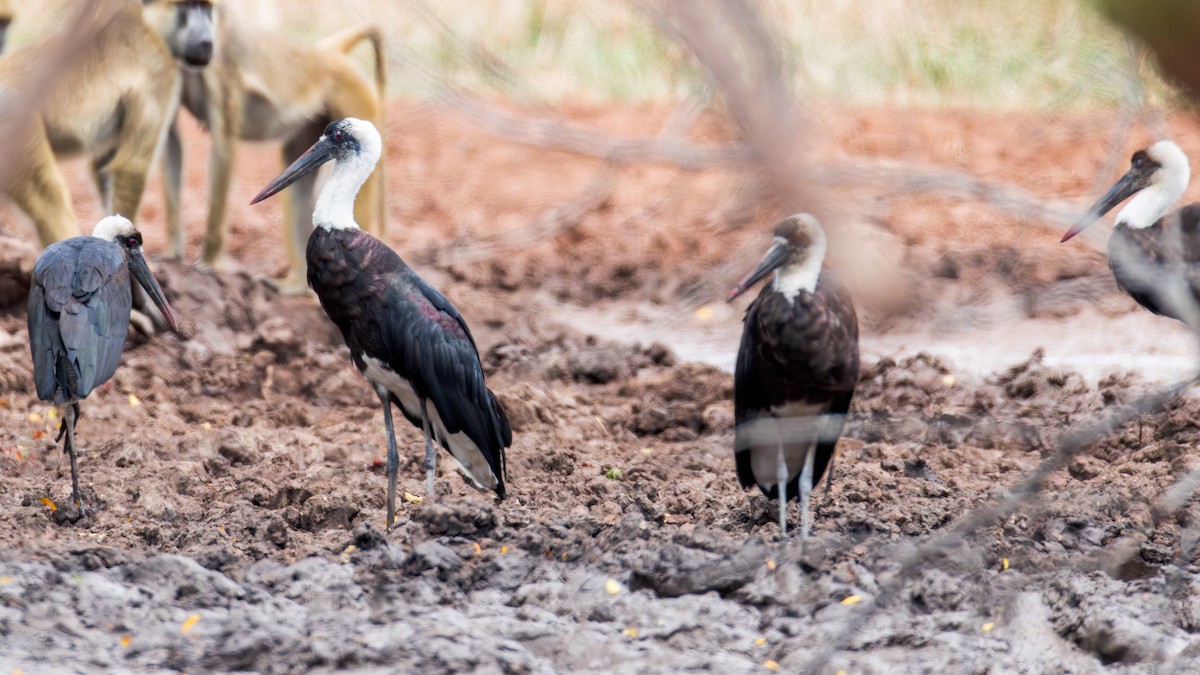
[0,0,14,54]
[162,6,386,292]
[0,0,214,248]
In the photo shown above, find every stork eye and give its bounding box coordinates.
[334,131,343,141]
[1133,155,1145,168]
[126,236,139,248]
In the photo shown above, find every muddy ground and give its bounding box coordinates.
[3,102,1200,673]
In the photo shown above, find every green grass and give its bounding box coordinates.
[5,0,1180,110]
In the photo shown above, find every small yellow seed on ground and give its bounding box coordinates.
[120,635,132,648]
[501,545,509,555]
[764,659,780,671]
[0,577,13,585]
[128,394,141,407]
[841,595,863,605]
[754,637,766,646]
[981,622,996,632]
[695,306,715,321]
[27,413,41,423]
[1002,558,1009,571]
[941,374,956,387]
[472,543,482,555]
[181,614,201,635]
[766,559,776,570]
[403,491,423,504]
[39,498,57,512]
[622,628,638,637]
[640,447,653,455]
[605,578,621,596]
[46,408,57,420]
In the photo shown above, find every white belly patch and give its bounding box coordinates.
[362,356,499,490]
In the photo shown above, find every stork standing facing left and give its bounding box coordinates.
[1061,140,1200,324]
[727,214,859,538]
[250,118,510,530]
[28,215,179,518]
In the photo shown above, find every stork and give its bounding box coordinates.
[727,214,859,538]
[28,215,179,518]
[1061,140,1200,324]
[250,118,510,530]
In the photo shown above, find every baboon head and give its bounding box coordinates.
[143,0,216,68]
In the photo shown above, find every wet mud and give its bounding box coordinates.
[2,103,1200,672]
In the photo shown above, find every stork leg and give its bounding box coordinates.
[419,397,437,502]
[376,387,400,531]
[775,441,788,537]
[799,444,816,541]
[64,402,86,518]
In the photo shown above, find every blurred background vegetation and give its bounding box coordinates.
[6,0,1179,109]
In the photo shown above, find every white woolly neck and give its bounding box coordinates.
[772,234,825,302]
[92,214,135,242]
[313,119,382,231]
[1117,182,1186,230]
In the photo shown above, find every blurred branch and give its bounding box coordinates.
[434,88,753,168]
[803,376,1196,674]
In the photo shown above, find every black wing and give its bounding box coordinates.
[733,278,859,499]
[28,239,131,403]
[381,269,511,485]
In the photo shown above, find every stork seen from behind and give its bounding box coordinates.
[28,215,179,518]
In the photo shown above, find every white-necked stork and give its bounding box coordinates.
[250,118,510,529]
[28,215,179,518]
[726,214,859,538]
[1061,140,1200,324]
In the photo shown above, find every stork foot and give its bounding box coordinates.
[50,494,89,525]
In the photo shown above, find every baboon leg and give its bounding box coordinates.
[11,123,78,246]
[91,148,116,213]
[162,120,184,259]
[278,119,324,294]
[107,90,175,227]
[199,83,242,267]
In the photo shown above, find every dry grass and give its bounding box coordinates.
[5,0,1174,109]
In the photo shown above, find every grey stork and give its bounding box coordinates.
[727,214,859,538]
[1061,140,1200,323]
[27,215,179,518]
[250,118,510,530]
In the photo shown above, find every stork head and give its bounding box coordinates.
[1062,140,1191,241]
[727,213,827,303]
[92,215,179,333]
[250,118,381,206]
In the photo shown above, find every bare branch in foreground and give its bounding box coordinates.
[801,377,1196,674]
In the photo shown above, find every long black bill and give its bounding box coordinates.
[128,248,179,333]
[727,241,792,302]
[250,137,336,205]
[1061,170,1144,242]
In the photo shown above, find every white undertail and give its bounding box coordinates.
[313,118,383,231]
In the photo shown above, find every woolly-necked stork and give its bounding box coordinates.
[28,215,179,518]
[250,118,510,529]
[727,214,859,538]
[1061,141,1200,324]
